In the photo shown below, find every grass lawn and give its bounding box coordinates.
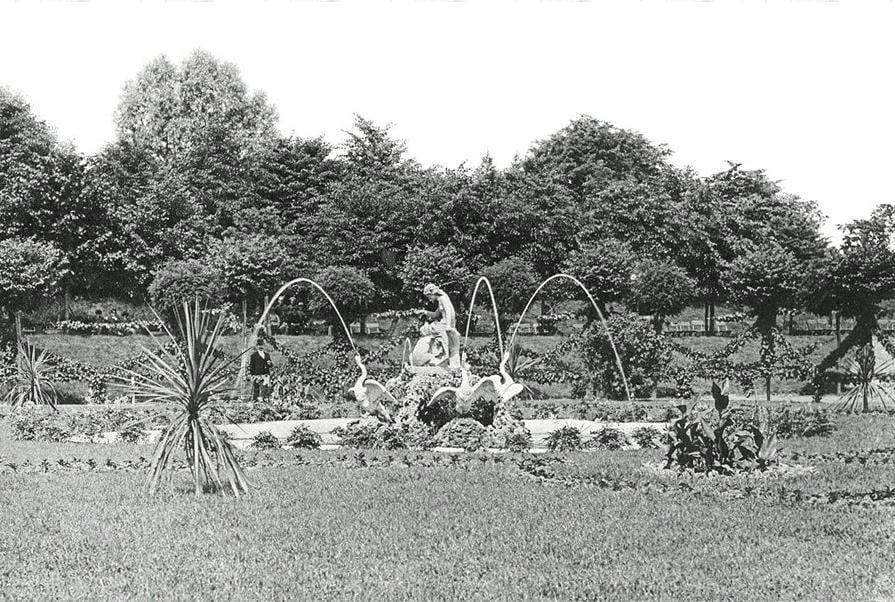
[1,414,893,599]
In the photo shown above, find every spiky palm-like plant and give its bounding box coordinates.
[3,340,58,409]
[834,342,895,413]
[123,301,250,496]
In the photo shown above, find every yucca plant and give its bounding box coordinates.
[3,340,58,410]
[121,301,250,496]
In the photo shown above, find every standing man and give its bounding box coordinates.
[248,339,274,401]
[422,283,461,370]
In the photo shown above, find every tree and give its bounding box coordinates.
[398,245,472,309]
[479,257,540,331]
[722,243,805,400]
[0,238,67,336]
[213,234,290,313]
[522,116,670,199]
[629,260,696,332]
[148,258,224,311]
[310,266,377,339]
[561,238,637,316]
[805,205,895,406]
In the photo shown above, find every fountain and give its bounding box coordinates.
[249,275,631,448]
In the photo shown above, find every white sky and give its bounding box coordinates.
[2,0,894,243]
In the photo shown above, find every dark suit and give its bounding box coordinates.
[248,349,273,400]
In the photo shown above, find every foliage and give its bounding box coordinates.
[3,340,58,409]
[212,233,291,311]
[398,244,472,308]
[434,418,487,451]
[629,259,696,330]
[768,407,836,438]
[587,427,629,450]
[333,419,406,450]
[310,266,377,330]
[630,426,663,449]
[286,425,323,449]
[544,425,584,452]
[9,405,173,442]
[478,256,540,318]
[0,237,67,319]
[580,313,672,399]
[57,320,163,336]
[664,403,780,474]
[251,431,281,450]
[561,238,636,311]
[148,258,224,310]
[121,301,249,496]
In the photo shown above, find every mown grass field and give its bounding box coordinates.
[0,414,893,599]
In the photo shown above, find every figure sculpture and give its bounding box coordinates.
[405,283,462,372]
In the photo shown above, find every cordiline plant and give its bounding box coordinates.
[3,340,58,410]
[122,301,250,496]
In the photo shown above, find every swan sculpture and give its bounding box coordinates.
[350,355,398,423]
[428,354,504,414]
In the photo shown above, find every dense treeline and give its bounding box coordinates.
[2,50,895,357]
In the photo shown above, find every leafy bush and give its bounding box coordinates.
[588,426,629,450]
[286,425,322,449]
[545,426,584,452]
[118,421,145,444]
[664,403,779,474]
[435,418,487,451]
[334,420,406,450]
[503,429,533,452]
[630,426,662,449]
[252,431,281,450]
[148,258,224,310]
[580,312,672,399]
[9,406,171,442]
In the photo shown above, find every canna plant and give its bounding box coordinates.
[665,380,779,474]
[122,301,250,496]
[3,340,58,410]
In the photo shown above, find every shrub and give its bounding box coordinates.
[665,403,779,474]
[630,426,662,449]
[435,418,487,451]
[580,312,672,399]
[545,426,583,452]
[252,431,281,450]
[286,425,322,449]
[148,258,224,310]
[588,426,629,450]
[503,428,533,452]
[334,420,406,450]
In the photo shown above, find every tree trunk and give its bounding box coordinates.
[359,315,367,336]
[704,302,710,333]
[834,311,842,395]
[709,302,716,335]
[64,286,72,321]
[757,312,776,402]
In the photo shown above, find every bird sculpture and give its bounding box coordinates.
[428,355,499,414]
[350,355,398,423]
[486,352,525,403]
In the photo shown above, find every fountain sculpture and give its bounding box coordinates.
[251,274,631,448]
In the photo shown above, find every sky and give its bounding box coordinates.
[1,0,894,243]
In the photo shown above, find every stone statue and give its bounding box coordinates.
[405,283,462,372]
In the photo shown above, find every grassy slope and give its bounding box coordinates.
[0,415,893,599]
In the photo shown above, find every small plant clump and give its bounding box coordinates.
[435,418,487,452]
[664,380,780,474]
[630,426,663,449]
[545,426,584,452]
[769,407,836,438]
[252,431,282,450]
[588,426,629,450]
[334,420,406,450]
[286,425,323,449]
